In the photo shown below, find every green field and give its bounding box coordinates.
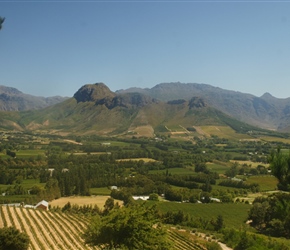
[207,162,230,174]
[245,175,278,191]
[155,201,251,229]
[149,167,195,175]
[0,149,45,159]
[90,187,112,195]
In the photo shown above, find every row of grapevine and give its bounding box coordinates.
[168,229,208,250]
[0,205,99,250]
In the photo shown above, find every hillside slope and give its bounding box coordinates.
[0,83,266,137]
[117,82,290,131]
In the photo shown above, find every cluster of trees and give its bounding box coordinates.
[84,202,171,250]
[268,147,290,191]
[248,193,290,238]
[222,228,289,250]
[219,180,260,192]
[75,196,228,250]
[0,227,29,250]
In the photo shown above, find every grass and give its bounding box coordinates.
[206,162,230,174]
[90,187,112,195]
[155,201,251,229]
[0,179,44,190]
[21,179,45,189]
[0,149,46,159]
[245,175,278,192]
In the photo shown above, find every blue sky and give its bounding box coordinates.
[1,1,290,98]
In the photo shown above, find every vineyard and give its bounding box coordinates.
[0,205,99,250]
[0,205,217,250]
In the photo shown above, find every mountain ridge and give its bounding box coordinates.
[116,82,290,131]
[1,82,290,135]
[0,85,69,111]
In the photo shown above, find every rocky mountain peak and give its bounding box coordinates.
[73,83,115,103]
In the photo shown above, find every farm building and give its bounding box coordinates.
[35,200,49,211]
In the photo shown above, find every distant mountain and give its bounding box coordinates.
[0,82,273,137]
[117,82,290,131]
[0,85,68,111]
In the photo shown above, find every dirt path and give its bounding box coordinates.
[197,232,232,250]
[218,242,233,250]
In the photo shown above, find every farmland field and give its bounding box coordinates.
[245,175,278,191]
[200,126,253,140]
[90,187,111,195]
[0,205,98,250]
[49,195,122,209]
[155,202,251,229]
[230,160,269,168]
[207,162,230,174]
[0,205,214,250]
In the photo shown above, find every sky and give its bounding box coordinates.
[1,1,290,98]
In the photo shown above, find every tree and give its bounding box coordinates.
[214,215,224,231]
[268,147,290,191]
[84,203,171,250]
[248,201,269,229]
[0,227,29,250]
[103,197,115,215]
[149,193,159,201]
[0,17,4,30]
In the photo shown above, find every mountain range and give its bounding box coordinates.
[1,82,290,136]
[117,82,290,132]
[0,85,68,111]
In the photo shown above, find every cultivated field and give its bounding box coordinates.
[199,126,253,140]
[49,195,122,209]
[0,205,212,250]
[0,205,98,250]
